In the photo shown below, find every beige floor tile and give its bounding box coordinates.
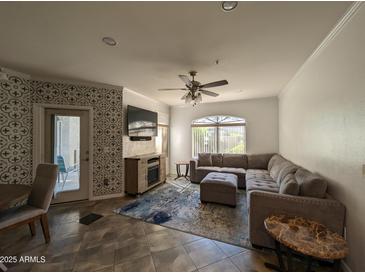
[168,229,203,245]
[73,245,115,271]
[213,240,246,257]
[230,249,276,272]
[115,255,156,272]
[147,229,182,252]
[198,258,240,272]
[142,222,168,235]
[184,238,227,268]
[114,237,151,265]
[152,245,196,272]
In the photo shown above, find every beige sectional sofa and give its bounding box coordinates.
[190,153,346,249]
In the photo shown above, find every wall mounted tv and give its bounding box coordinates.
[127,105,158,139]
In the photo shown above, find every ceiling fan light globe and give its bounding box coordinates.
[196,93,202,103]
[185,94,192,104]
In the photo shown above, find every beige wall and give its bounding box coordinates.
[279,4,365,271]
[170,97,279,174]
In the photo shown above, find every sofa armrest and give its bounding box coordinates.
[248,190,346,248]
[190,159,198,182]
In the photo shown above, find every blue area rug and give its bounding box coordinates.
[115,179,250,248]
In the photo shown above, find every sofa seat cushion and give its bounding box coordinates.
[246,179,279,193]
[196,166,221,172]
[220,167,245,174]
[0,205,46,230]
[246,169,272,181]
[222,154,248,168]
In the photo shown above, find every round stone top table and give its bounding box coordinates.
[264,214,348,271]
[0,184,32,210]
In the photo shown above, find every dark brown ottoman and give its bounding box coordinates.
[200,172,237,207]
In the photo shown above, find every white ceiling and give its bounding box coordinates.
[0,1,351,105]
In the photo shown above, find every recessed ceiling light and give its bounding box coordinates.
[102,37,117,46]
[221,1,238,12]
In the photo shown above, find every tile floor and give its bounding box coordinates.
[0,197,331,272]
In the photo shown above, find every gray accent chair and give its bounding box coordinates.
[0,164,58,243]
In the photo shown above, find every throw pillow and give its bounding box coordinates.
[295,168,328,198]
[198,153,212,166]
[279,174,299,195]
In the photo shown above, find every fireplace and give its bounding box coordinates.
[147,158,160,186]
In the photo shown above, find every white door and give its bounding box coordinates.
[44,108,90,203]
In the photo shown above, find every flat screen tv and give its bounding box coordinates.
[127,105,158,137]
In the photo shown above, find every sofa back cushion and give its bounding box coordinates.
[277,162,299,185]
[211,153,223,167]
[279,174,299,195]
[268,154,286,172]
[295,168,328,198]
[247,154,274,169]
[222,154,248,169]
[198,153,212,166]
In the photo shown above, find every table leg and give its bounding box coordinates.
[264,240,286,271]
[287,248,293,271]
[174,164,181,180]
[306,256,313,271]
[333,259,341,272]
[184,164,189,179]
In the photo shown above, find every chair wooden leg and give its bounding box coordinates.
[28,221,36,236]
[40,214,50,243]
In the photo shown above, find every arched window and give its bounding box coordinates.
[191,115,246,157]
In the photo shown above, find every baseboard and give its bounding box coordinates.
[90,193,124,201]
[341,260,352,272]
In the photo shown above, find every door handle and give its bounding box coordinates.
[83,158,89,162]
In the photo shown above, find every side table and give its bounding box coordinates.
[174,161,190,180]
[264,214,348,271]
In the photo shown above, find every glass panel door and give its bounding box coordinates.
[44,108,89,203]
[53,115,81,194]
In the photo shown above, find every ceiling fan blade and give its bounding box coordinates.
[178,75,192,87]
[200,89,219,97]
[181,93,188,100]
[199,80,228,89]
[158,88,187,91]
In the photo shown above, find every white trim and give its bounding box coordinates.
[341,260,352,272]
[33,103,94,201]
[90,193,124,201]
[279,1,363,98]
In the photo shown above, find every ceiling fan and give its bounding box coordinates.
[158,71,228,105]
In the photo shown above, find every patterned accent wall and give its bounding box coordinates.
[0,76,32,185]
[0,75,123,197]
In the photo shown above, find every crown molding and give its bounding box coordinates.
[0,66,31,79]
[279,2,363,99]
